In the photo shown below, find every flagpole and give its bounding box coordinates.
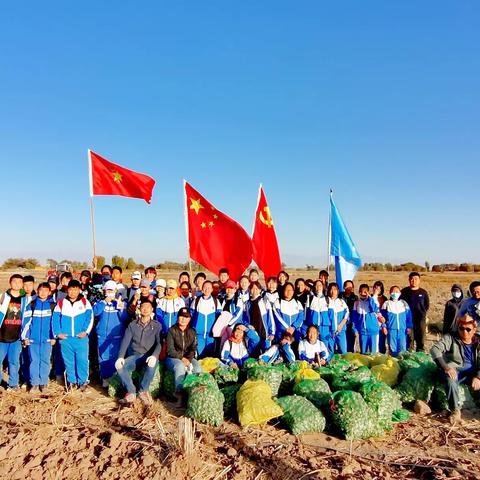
[182,179,193,280]
[88,150,97,269]
[327,188,333,275]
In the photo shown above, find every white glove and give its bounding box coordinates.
[146,356,157,368]
[115,358,125,370]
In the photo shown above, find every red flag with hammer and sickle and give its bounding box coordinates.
[252,185,282,282]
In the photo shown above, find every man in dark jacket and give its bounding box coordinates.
[443,284,463,333]
[115,299,162,405]
[400,272,430,352]
[165,307,202,405]
[430,314,480,424]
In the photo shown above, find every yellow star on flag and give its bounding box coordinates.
[201,222,207,228]
[208,221,214,227]
[190,198,204,215]
[112,171,123,183]
[213,214,218,219]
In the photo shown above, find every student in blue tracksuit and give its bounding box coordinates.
[235,276,251,323]
[190,281,222,357]
[306,280,330,345]
[52,280,93,391]
[351,284,382,354]
[259,331,296,364]
[0,274,28,390]
[93,280,128,386]
[156,279,186,335]
[381,285,413,356]
[326,282,349,355]
[21,282,56,391]
[272,282,305,342]
[263,276,280,310]
[243,281,276,351]
[298,325,330,366]
[221,324,260,368]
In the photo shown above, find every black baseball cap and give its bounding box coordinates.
[178,307,191,318]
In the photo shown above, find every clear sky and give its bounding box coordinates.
[0,1,478,267]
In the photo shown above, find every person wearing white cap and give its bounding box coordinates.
[93,280,129,387]
[127,271,142,302]
[155,279,167,300]
[156,279,185,335]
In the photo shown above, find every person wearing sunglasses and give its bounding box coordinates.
[430,314,480,425]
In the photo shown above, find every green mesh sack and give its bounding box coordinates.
[293,378,332,408]
[214,366,240,386]
[278,362,300,396]
[395,363,437,403]
[431,381,477,411]
[398,352,434,372]
[392,408,412,423]
[242,358,258,370]
[359,380,402,430]
[182,372,218,392]
[276,395,326,435]
[185,385,224,427]
[247,365,283,397]
[108,363,162,399]
[147,362,163,399]
[331,366,373,391]
[108,373,125,398]
[315,359,353,385]
[220,384,241,416]
[329,390,385,440]
[162,369,176,398]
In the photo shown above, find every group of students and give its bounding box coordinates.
[0,265,425,404]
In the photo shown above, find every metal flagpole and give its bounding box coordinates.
[88,150,97,269]
[183,179,193,280]
[327,188,333,275]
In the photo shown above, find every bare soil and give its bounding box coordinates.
[1,382,479,480]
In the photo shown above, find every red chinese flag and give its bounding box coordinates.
[252,185,282,281]
[89,150,155,204]
[184,181,253,281]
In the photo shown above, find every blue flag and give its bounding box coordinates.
[330,196,362,289]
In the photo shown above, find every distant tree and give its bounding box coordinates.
[425,261,430,272]
[1,257,40,270]
[46,258,57,268]
[431,264,444,273]
[111,255,126,269]
[384,263,393,272]
[125,257,137,270]
[281,262,287,269]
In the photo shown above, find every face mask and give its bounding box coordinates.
[390,292,400,301]
[452,291,462,299]
[105,292,115,299]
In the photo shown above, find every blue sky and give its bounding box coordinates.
[0,1,478,267]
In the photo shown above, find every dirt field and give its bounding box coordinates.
[1,268,480,479]
[1,382,479,480]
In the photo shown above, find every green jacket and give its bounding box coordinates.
[430,333,480,376]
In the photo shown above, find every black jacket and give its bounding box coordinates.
[443,298,463,333]
[166,324,197,361]
[400,287,430,322]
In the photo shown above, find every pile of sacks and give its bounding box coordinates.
[107,352,480,439]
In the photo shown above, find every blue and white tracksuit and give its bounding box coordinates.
[381,300,413,356]
[0,292,28,387]
[223,297,244,327]
[298,338,330,364]
[263,291,279,310]
[352,297,381,354]
[236,289,250,323]
[272,298,305,342]
[21,298,55,386]
[221,329,260,367]
[327,298,349,354]
[156,296,186,335]
[52,296,93,385]
[260,342,296,364]
[243,296,276,350]
[180,294,193,310]
[191,296,222,357]
[306,294,330,345]
[93,299,128,379]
